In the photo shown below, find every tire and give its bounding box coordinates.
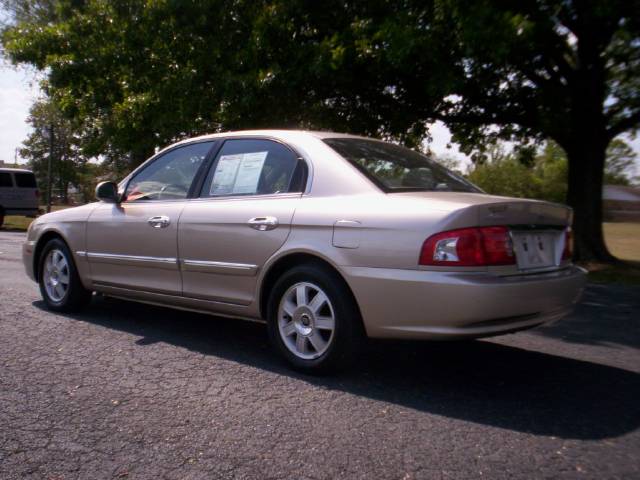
[266,262,364,373]
[38,238,92,312]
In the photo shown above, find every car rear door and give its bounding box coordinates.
[178,138,307,306]
[85,141,215,294]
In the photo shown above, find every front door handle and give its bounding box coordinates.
[248,216,279,231]
[148,215,171,228]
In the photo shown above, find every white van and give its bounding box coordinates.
[0,168,40,227]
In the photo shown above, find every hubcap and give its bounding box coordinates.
[43,249,70,302]
[277,282,336,360]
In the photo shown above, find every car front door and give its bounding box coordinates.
[86,141,214,294]
[179,138,307,305]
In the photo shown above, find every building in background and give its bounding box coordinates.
[603,185,640,222]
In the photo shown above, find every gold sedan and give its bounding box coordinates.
[23,130,586,372]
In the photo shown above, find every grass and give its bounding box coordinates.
[584,222,640,285]
[1,206,70,232]
[1,215,34,231]
[603,222,640,262]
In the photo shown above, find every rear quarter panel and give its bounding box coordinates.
[283,193,459,270]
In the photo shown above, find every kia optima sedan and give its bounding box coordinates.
[23,130,586,371]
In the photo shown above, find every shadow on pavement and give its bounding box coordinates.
[534,284,640,349]
[34,294,640,441]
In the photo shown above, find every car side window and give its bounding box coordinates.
[124,142,213,202]
[201,139,304,197]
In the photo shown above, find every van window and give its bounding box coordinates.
[0,172,12,187]
[14,172,37,188]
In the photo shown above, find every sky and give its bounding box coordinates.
[0,63,40,164]
[0,61,638,175]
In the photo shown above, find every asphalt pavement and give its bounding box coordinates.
[1,231,639,479]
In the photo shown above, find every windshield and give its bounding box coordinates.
[324,138,481,193]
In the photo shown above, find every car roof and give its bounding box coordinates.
[0,167,34,174]
[172,129,375,146]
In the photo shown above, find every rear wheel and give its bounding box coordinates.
[267,263,363,373]
[38,238,92,312]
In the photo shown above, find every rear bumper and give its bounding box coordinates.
[342,265,587,339]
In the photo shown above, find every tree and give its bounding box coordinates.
[425,0,640,262]
[534,141,570,204]
[468,138,638,203]
[20,97,88,203]
[3,1,640,261]
[256,0,640,261]
[604,138,639,185]
[468,157,541,200]
[431,153,464,176]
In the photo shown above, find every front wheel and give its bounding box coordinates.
[267,263,364,373]
[38,238,92,312]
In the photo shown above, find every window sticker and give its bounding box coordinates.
[210,151,268,195]
[233,151,268,194]
[210,154,242,195]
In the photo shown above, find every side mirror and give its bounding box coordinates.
[95,181,120,203]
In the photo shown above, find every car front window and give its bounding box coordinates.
[324,138,480,193]
[124,142,213,201]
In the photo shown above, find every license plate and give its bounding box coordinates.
[511,231,558,270]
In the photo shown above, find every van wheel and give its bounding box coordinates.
[38,238,92,312]
[267,263,364,373]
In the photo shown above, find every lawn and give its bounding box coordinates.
[1,206,70,231]
[586,222,640,285]
[603,222,640,262]
[1,215,34,231]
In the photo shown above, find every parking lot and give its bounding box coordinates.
[1,230,639,479]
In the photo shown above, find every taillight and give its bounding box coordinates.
[420,226,515,266]
[35,189,40,198]
[561,228,572,261]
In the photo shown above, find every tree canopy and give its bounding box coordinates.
[19,96,101,203]
[466,139,638,203]
[2,0,640,261]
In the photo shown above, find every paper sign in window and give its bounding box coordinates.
[210,151,268,195]
[233,152,268,194]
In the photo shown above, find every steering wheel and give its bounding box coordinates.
[159,183,189,199]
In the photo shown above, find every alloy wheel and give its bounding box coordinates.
[43,248,70,302]
[277,281,336,360]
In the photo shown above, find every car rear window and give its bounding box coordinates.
[323,138,480,193]
[0,172,12,187]
[14,172,37,188]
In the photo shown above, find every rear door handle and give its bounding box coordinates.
[148,215,171,228]
[248,216,279,231]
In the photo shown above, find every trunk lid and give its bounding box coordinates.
[393,192,571,227]
[394,192,572,274]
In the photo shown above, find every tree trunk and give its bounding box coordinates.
[565,137,616,263]
[563,31,617,264]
